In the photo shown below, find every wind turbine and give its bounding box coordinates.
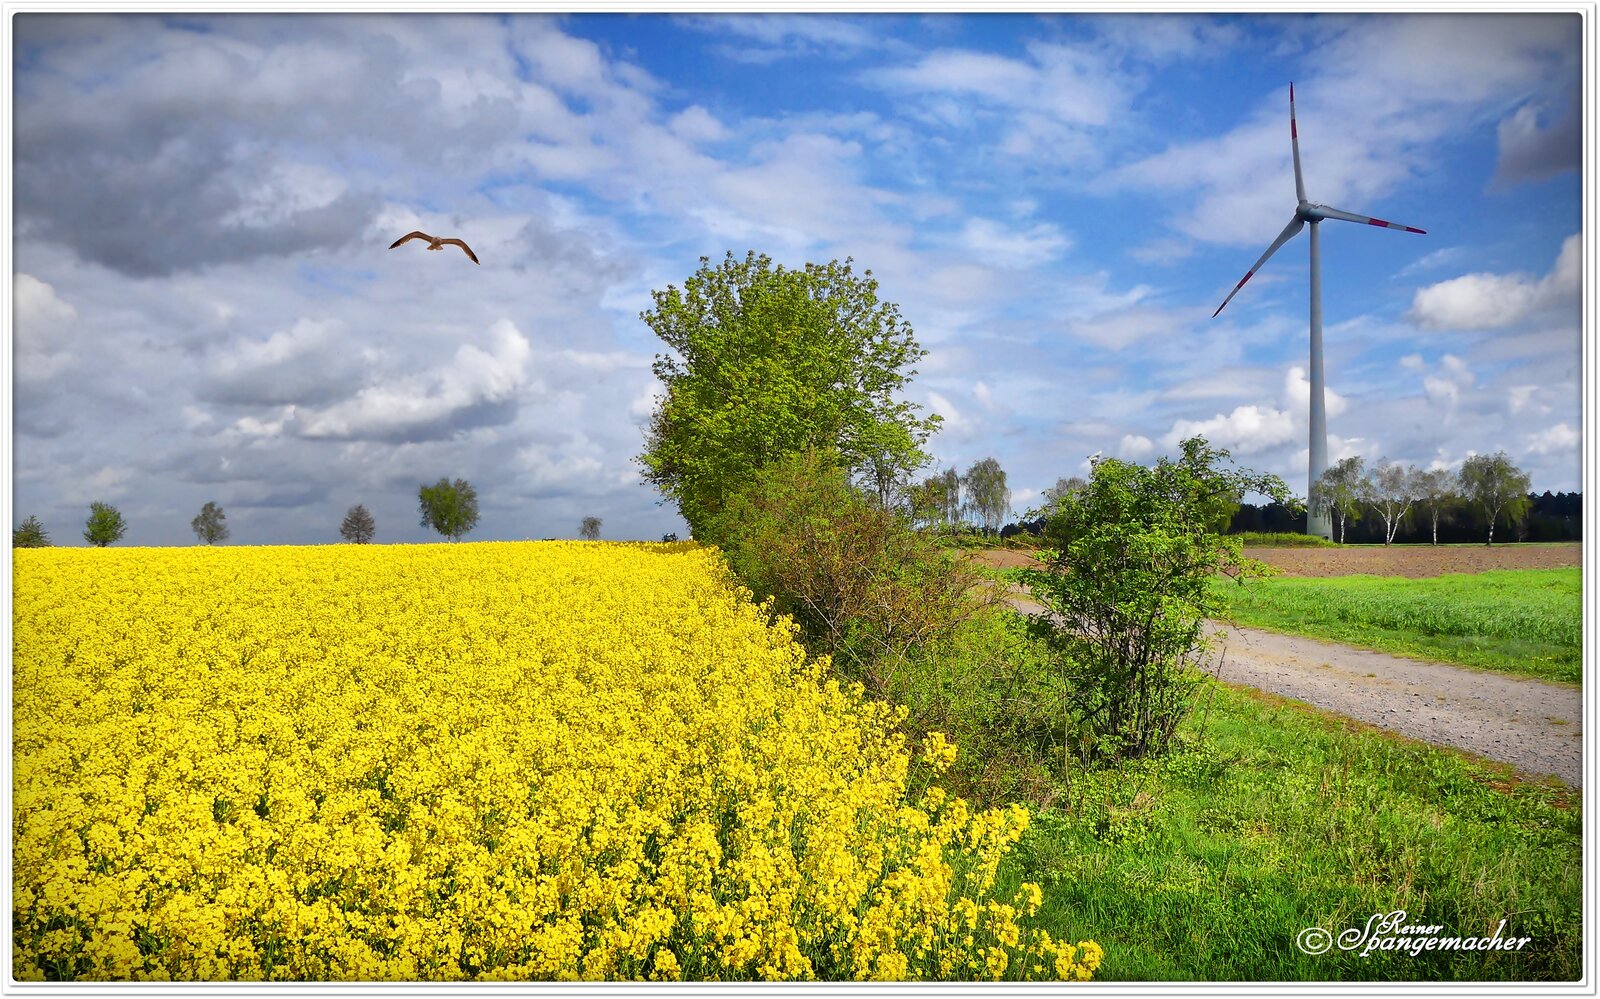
[1211,83,1425,539]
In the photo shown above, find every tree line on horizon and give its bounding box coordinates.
[12,479,612,549]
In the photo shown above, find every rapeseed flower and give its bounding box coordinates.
[13,542,1100,982]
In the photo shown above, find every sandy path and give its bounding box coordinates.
[1004,589,1583,788]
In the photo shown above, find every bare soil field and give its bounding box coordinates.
[971,542,1581,578]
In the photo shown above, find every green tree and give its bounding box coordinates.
[13,515,50,548]
[418,478,479,542]
[1310,456,1365,543]
[1458,451,1532,546]
[340,504,376,543]
[1411,467,1458,545]
[82,502,128,547]
[1361,460,1417,546]
[191,501,229,545]
[638,251,939,540]
[962,457,1010,535]
[580,516,603,541]
[1022,438,1295,765]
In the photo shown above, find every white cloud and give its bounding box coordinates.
[1164,404,1297,454]
[1408,233,1580,330]
[297,319,533,440]
[1285,366,1348,419]
[1118,433,1154,458]
[13,273,80,382]
[1527,422,1579,456]
[1508,384,1552,416]
[960,218,1070,269]
[668,105,729,144]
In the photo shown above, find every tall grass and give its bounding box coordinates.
[1211,569,1580,684]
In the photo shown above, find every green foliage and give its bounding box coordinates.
[1458,452,1533,546]
[417,478,479,542]
[339,504,376,544]
[191,501,229,545]
[1411,467,1459,545]
[1022,437,1296,764]
[711,448,986,689]
[82,502,127,547]
[1212,568,1581,684]
[1311,456,1365,543]
[13,515,51,548]
[637,250,939,539]
[1230,532,1337,548]
[962,456,1010,534]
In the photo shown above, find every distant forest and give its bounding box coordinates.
[1001,491,1582,544]
[1228,491,1583,544]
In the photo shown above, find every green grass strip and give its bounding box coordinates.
[1211,569,1580,685]
[1001,681,1580,981]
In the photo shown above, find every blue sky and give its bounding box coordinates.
[8,10,1588,545]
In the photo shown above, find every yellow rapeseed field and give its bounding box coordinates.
[12,541,1100,982]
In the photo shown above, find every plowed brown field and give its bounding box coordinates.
[972,542,1581,578]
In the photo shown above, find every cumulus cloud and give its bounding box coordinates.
[1164,404,1297,454]
[1117,433,1154,458]
[1526,422,1579,456]
[203,318,365,407]
[1284,366,1348,419]
[1407,233,1580,330]
[296,319,534,441]
[13,273,80,382]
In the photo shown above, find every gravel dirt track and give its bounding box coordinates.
[978,543,1583,788]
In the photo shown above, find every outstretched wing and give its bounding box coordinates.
[389,231,434,249]
[439,238,480,265]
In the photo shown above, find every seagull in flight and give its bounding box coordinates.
[389,231,480,264]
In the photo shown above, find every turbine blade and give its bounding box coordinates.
[1315,204,1426,234]
[1290,82,1306,204]
[1212,217,1305,318]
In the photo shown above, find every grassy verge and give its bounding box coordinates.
[995,681,1580,981]
[1231,532,1339,547]
[1209,569,1580,685]
[887,610,1580,981]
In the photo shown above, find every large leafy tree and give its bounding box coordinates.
[418,478,479,542]
[83,502,128,547]
[638,251,939,540]
[962,457,1010,535]
[1360,460,1417,546]
[1458,451,1532,546]
[191,501,229,545]
[13,516,50,548]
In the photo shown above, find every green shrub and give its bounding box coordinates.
[710,449,990,692]
[1022,438,1296,765]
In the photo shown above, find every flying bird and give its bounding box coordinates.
[389,231,480,264]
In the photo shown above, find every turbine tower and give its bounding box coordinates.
[1212,83,1425,539]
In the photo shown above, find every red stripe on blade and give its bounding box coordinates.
[1366,218,1391,227]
